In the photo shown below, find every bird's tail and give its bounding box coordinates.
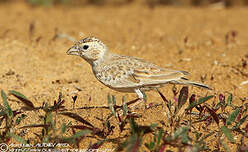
[173,78,212,90]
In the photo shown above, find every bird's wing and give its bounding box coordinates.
[132,66,189,84]
[104,57,189,88]
[99,55,211,90]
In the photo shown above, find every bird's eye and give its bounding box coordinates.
[83,45,89,50]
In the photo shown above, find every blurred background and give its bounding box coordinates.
[0,0,247,151]
[0,0,248,7]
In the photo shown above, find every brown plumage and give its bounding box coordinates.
[67,37,211,107]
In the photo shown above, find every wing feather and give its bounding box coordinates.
[98,55,189,89]
[132,68,188,84]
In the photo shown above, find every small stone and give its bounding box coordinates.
[6,69,15,76]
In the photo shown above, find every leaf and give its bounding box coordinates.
[69,125,104,137]
[69,125,93,130]
[61,123,66,134]
[9,90,35,109]
[233,114,248,129]
[88,140,105,149]
[145,142,155,151]
[45,111,55,129]
[126,98,140,106]
[227,93,232,106]
[59,112,94,127]
[156,129,163,147]
[20,124,49,129]
[177,86,188,111]
[108,94,116,117]
[61,121,72,134]
[63,130,91,142]
[143,92,147,103]
[71,129,91,138]
[199,131,215,143]
[126,134,141,152]
[72,95,77,103]
[9,132,27,144]
[189,94,196,104]
[1,90,13,117]
[156,89,171,113]
[245,123,248,134]
[130,117,139,134]
[116,140,129,151]
[205,106,219,125]
[0,111,5,117]
[122,96,128,116]
[52,93,65,111]
[172,127,190,144]
[226,108,240,126]
[194,131,202,140]
[156,89,169,104]
[16,114,27,125]
[186,95,214,111]
[221,126,235,143]
[112,95,116,105]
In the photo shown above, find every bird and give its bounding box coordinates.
[67,37,211,108]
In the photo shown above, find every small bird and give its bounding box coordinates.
[67,37,211,107]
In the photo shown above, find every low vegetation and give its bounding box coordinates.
[1,87,247,151]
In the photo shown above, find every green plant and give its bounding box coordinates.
[27,0,68,6]
[1,88,247,151]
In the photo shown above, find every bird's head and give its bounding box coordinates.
[67,37,108,65]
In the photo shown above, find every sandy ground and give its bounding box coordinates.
[0,1,248,150]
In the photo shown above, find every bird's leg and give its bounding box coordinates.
[132,89,148,109]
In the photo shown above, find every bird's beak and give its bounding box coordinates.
[67,47,80,56]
